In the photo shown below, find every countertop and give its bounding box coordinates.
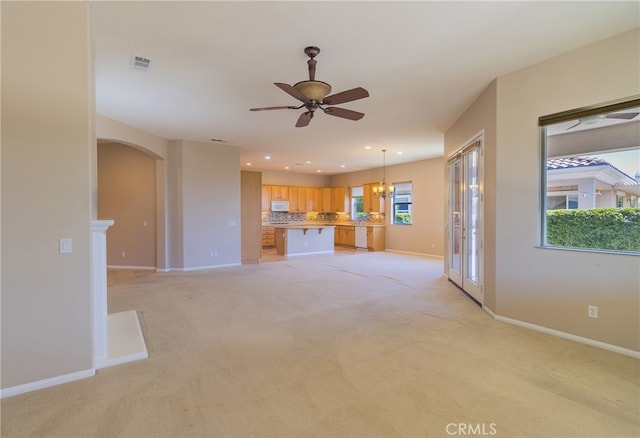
[263,222,385,228]
[273,224,335,229]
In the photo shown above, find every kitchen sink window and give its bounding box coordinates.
[393,182,413,224]
[351,186,366,220]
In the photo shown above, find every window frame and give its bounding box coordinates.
[539,96,640,255]
[392,182,413,225]
[351,186,366,221]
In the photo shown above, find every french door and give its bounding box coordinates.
[448,138,483,304]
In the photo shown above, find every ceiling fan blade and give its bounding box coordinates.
[322,106,365,121]
[605,112,639,120]
[274,83,308,103]
[250,105,300,111]
[322,87,369,106]
[295,111,313,128]
[565,120,581,130]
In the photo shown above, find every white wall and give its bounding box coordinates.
[1,2,94,389]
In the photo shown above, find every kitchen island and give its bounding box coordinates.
[274,225,335,257]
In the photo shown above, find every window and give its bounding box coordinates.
[351,186,366,220]
[392,182,412,224]
[547,194,578,210]
[539,97,640,254]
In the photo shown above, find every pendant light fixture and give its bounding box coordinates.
[373,149,394,199]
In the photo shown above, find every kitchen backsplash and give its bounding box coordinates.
[262,211,384,224]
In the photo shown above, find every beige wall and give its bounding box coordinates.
[447,29,639,352]
[172,141,242,269]
[98,143,157,268]
[1,2,94,388]
[96,116,169,269]
[261,169,330,187]
[444,80,497,310]
[330,158,445,256]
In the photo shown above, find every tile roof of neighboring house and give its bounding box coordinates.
[547,156,636,181]
[547,156,609,170]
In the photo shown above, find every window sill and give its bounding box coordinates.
[535,245,639,257]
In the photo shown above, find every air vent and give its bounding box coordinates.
[131,55,151,71]
[210,138,227,143]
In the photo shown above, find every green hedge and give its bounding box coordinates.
[394,213,412,224]
[546,208,640,252]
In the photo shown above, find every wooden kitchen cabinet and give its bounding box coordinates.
[363,183,381,213]
[335,225,355,246]
[322,188,332,212]
[261,184,348,213]
[332,186,348,213]
[261,185,272,211]
[306,187,321,212]
[261,226,275,247]
[296,187,307,212]
[367,226,385,251]
[288,186,299,212]
[271,185,289,201]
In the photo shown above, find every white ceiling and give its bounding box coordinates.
[90,1,639,175]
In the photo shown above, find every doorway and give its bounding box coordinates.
[448,137,484,304]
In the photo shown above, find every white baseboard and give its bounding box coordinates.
[107,265,156,270]
[95,310,148,369]
[489,312,639,359]
[179,262,242,271]
[1,368,95,399]
[286,250,334,257]
[385,249,444,259]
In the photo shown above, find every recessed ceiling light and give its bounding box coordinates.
[265,156,271,160]
[284,166,290,170]
[245,162,252,166]
[396,151,403,155]
[340,164,346,168]
[305,160,311,164]
[364,146,371,150]
[316,169,322,173]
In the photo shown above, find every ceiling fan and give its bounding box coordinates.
[566,111,639,130]
[250,46,369,127]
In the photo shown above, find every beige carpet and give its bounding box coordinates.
[2,251,638,437]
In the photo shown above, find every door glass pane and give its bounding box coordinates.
[450,160,461,273]
[465,149,479,285]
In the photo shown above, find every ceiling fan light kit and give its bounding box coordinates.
[293,80,331,101]
[250,46,369,127]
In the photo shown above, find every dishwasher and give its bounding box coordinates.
[355,226,367,249]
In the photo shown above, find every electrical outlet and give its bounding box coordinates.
[588,305,598,318]
[59,238,73,254]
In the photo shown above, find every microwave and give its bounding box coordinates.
[271,200,289,212]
